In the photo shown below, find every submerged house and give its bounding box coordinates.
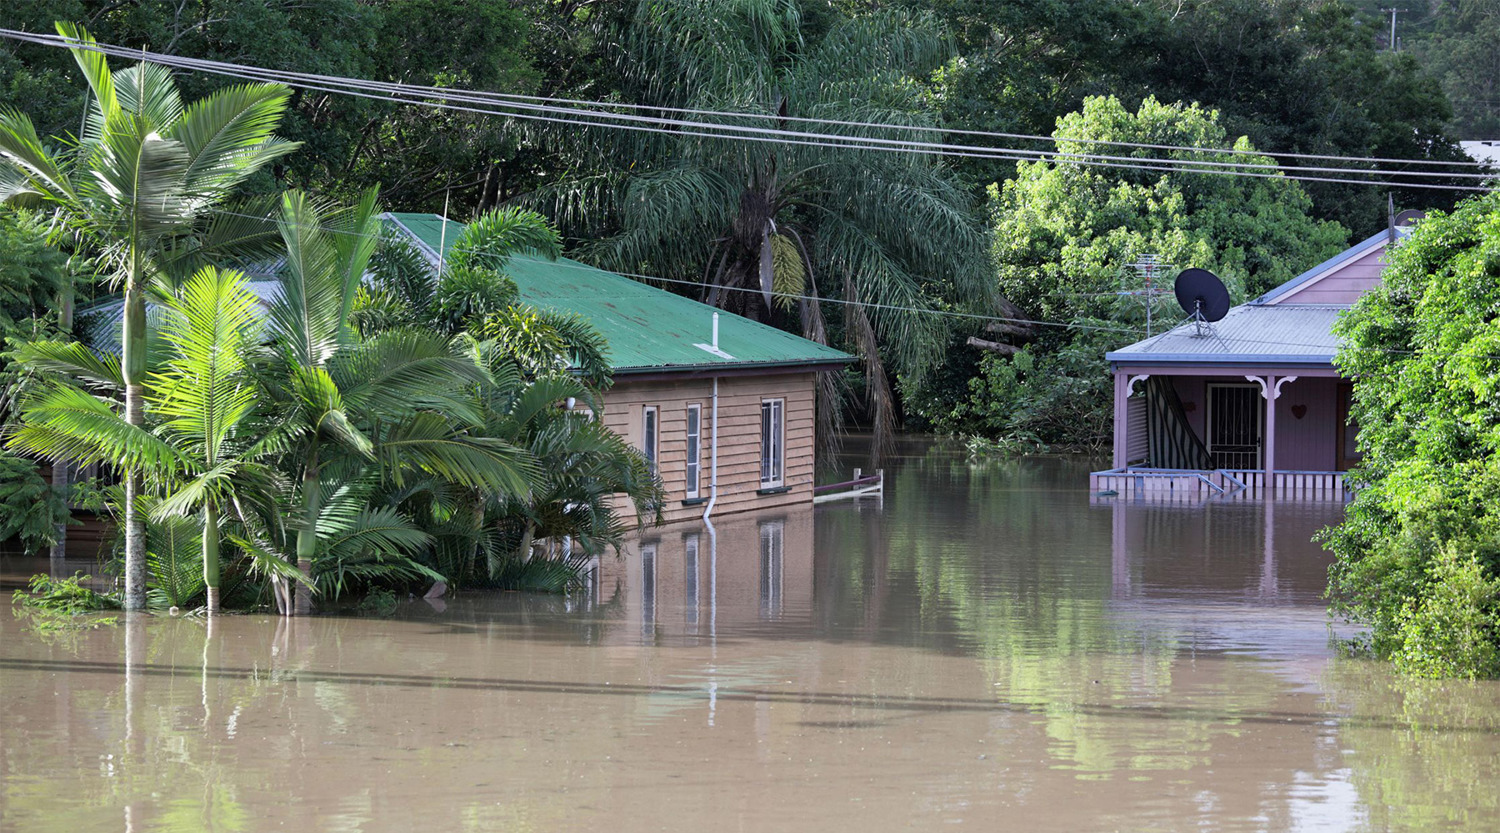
[1091,227,1404,500]
[383,213,853,524]
[69,213,851,534]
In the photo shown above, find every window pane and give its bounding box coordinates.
[761,402,772,482]
[686,405,700,496]
[644,407,658,472]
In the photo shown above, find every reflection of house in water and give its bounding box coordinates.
[1107,499,1339,605]
[597,509,814,642]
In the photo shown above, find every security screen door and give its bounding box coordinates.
[1206,383,1262,469]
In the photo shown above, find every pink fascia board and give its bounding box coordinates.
[1111,363,1342,378]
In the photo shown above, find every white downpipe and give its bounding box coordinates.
[702,313,721,525]
[703,314,721,702]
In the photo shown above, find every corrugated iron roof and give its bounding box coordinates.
[1106,304,1346,367]
[383,212,852,374]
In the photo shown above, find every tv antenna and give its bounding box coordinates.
[1120,253,1174,336]
[1174,268,1230,338]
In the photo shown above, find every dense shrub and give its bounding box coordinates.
[1325,192,1500,677]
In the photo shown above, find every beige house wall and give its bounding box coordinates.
[598,371,817,525]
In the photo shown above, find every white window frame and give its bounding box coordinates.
[760,398,785,488]
[642,405,659,474]
[685,403,702,498]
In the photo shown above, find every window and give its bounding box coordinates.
[642,406,659,473]
[760,399,785,487]
[685,404,702,498]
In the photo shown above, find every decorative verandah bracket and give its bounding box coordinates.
[1127,374,1151,395]
[1244,374,1299,399]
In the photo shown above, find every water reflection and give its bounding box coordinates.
[3,442,1500,831]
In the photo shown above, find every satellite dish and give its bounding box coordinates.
[1394,209,1426,227]
[1174,268,1230,323]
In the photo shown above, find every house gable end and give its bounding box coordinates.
[1253,230,1392,307]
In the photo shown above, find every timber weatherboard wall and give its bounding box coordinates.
[600,373,816,525]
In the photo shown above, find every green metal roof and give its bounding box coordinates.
[383,212,852,374]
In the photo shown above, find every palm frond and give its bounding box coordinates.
[449,207,562,271]
[378,411,536,496]
[145,514,205,610]
[168,82,297,192]
[112,62,185,132]
[9,340,124,391]
[0,108,75,205]
[55,23,118,140]
[331,329,489,423]
[7,381,180,473]
[269,191,344,367]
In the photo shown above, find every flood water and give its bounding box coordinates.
[4,442,1500,832]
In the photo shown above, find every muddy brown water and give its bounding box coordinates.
[4,446,1500,832]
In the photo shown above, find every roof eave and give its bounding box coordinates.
[610,357,854,377]
[1106,352,1336,367]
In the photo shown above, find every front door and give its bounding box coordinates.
[1206,383,1262,469]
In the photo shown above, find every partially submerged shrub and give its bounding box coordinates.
[1393,548,1500,680]
[12,573,120,614]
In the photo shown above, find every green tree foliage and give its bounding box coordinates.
[911,96,1347,448]
[0,23,297,610]
[1325,192,1500,677]
[536,0,995,460]
[1414,1,1500,137]
[913,0,1470,232]
[0,1,538,212]
[9,267,301,613]
[0,452,71,554]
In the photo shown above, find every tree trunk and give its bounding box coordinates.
[121,280,147,611]
[203,502,220,615]
[293,456,320,616]
[50,282,74,568]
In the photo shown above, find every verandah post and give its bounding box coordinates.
[1264,375,1277,497]
[1112,370,1128,469]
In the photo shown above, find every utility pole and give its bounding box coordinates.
[1380,8,1408,51]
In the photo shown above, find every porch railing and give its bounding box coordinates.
[1090,467,1348,502]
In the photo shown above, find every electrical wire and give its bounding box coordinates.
[1,28,1494,193]
[191,204,1499,360]
[2,26,1487,172]
[7,28,1494,357]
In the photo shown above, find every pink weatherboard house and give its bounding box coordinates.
[1092,226,1407,501]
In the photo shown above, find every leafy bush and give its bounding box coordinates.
[485,553,592,594]
[12,573,120,613]
[1393,547,1500,680]
[1325,192,1500,678]
[0,453,72,555]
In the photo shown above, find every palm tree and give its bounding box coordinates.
[532,2,997,460]
[359,206,661,587]
[8,266,294,614]
[262,191,537,613]
[0,23,297,609]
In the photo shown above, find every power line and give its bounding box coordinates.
[2,25,1486,172]
[1,28,1493,193]
[184,205,1496,360]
